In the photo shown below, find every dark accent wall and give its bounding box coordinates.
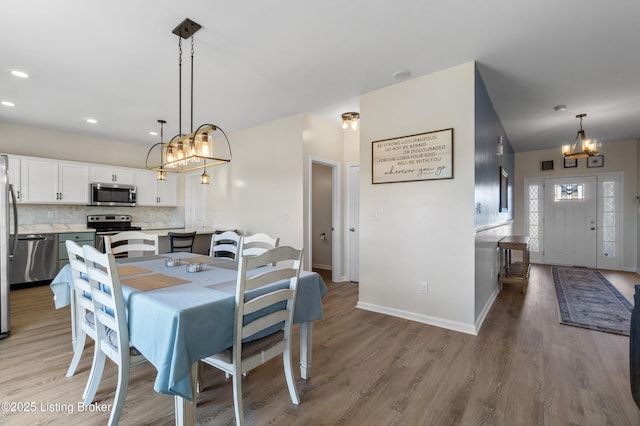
[474,66,514,227]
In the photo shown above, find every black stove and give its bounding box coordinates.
[87,215,142,251]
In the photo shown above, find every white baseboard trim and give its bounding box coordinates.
[312,263,332,271]
[355,301,478,335]
[474,285,500,332]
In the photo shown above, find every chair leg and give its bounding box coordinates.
[66,330,87,377]
[283,347,300,405]
[232,371,245,426]
[83,344,106,404]
[107,361,130,426]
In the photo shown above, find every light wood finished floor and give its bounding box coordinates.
[1,265,639,425]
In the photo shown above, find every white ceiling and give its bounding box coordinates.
[1,0,639,153]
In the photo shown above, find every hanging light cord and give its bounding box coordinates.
[191,35,195,133]
[178,37,183,137]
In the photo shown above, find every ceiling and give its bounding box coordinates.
[1,1,639,153]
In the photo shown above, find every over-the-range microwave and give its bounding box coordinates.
[89,182,136,207]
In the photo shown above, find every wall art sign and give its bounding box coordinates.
[371,128,453,184]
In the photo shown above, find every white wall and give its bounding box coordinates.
[514,139,638,271]
[358,62,478,333]
[205,115,305,250]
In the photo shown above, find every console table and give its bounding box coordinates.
[498,236,530,294]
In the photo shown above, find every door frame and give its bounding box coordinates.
[346,163,359,282]
[523,171,623,270]
[308,156,341,282]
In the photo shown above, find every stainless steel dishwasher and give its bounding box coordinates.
[9,233,58,285]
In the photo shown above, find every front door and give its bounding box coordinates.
[543,176,597,267]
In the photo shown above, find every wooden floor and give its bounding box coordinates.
[1,264,639,425]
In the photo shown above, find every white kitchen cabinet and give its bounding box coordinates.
[20,158,89,204]
[7,155,22,202]
[91,165,135,185]
[135,170,178,206]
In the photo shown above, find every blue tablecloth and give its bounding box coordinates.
[50,253,327,400]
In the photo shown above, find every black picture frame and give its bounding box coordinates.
[499,167,508,212]
[541,160,554,171]
[563,157,578,168]
[587,155,604,168]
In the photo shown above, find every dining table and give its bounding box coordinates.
[50,251,328,425]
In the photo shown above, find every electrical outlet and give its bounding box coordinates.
[419,282,428,295]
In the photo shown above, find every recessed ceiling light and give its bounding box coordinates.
[554,105,568,112]
[149,131,158,136]
[86,118,98,124]
[1,101,15,107]
[11,70,29,79]
[393,70,411,80]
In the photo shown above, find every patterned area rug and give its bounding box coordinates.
[552,266,633,335]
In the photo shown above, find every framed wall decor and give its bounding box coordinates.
[541,160,554,171]
[563,157,578,168]
[587,155,604,168]
[371,128,453,184]
[499,167,508,212]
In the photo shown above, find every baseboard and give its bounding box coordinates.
[475,285,500,332]
[355,301,478,335]
[312,263,332,271]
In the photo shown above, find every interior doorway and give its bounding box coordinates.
[310,158,341,282]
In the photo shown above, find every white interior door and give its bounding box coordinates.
[348,164,359,282]
[543,176,597,267]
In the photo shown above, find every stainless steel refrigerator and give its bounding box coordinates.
[1,154,18,339]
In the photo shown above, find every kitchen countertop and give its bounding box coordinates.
[17,224,96,235]
[16,225,217,236]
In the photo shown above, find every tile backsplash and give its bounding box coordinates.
[17,204,185,230]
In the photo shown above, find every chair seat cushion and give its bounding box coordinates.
[212,330,284,363]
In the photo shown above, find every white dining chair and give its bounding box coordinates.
[241,232,279,257]
[64,240,96,380]
[209,230,242,259]
[104,230,159,257]
[82,245,146,426]
[200,246,303,426]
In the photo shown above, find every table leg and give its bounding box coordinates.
[300,321,313,379]
[174,363,197,426]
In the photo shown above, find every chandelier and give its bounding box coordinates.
[562,114,598,159]
[146,18,231,182]
[341,112,360,130]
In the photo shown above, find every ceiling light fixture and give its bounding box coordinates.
[554,105,568,112]
[146,18,232,180]
[341,112,360,130]
[562,114,599,159]
[86,118,97,124]
[10,70,29,79]
[1,101,15,107]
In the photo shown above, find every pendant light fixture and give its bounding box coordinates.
[146,18,232,182]
[562,114,599,159]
